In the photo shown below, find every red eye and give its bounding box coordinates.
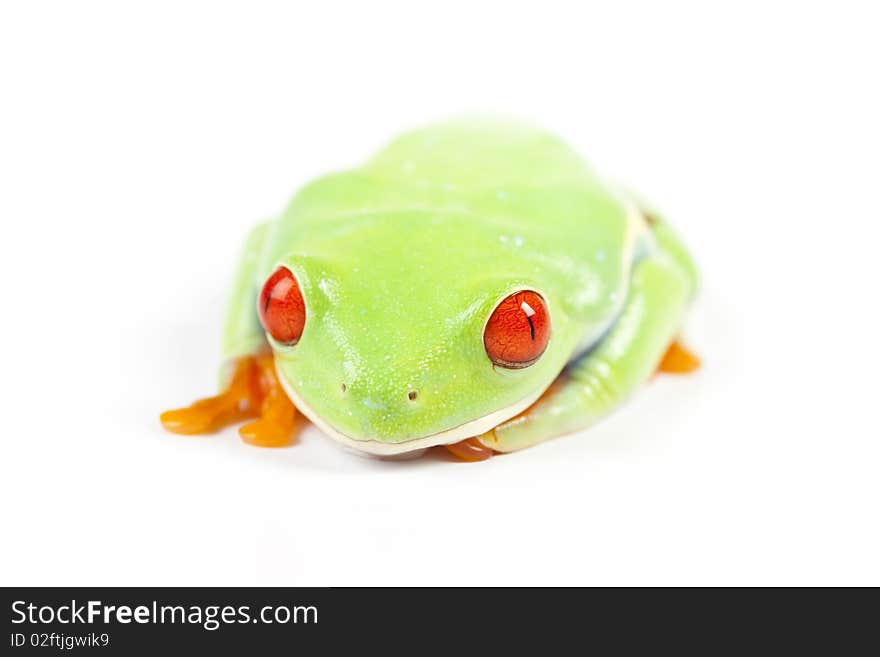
[483,290,550,369]
[258,267,306,345]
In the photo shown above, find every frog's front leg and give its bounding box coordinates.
[159,355,262,435]
[160,352,298,446]
[160,222,301,447]
[476,252,694,453]
[238,353,299,447]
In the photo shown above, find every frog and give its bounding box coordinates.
[160,118,700,461]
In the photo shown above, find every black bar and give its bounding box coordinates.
[2,587,876,653]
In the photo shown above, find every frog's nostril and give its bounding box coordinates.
[340,383,347,393]
[407,390,419,401]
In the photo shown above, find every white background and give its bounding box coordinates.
[1,1,878,586]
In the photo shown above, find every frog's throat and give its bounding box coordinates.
[275,362,545,456]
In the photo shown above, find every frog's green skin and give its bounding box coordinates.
[222,119,697,456]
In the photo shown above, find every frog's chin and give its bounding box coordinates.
[276,368,543,456]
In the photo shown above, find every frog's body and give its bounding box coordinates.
[162,119,698,459]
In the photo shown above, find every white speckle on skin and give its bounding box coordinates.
[342,360,359,382]
[319,278,338,301]
[513,235,524,247]
[496,190,509,201]
[596,250,607,262]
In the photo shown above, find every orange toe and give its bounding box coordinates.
[444,437,495,462]
[239,417,296,448]
[160,356,261,435]
[160,398,230,435]
[658,340,701,374]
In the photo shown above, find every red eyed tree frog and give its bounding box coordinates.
[161,119,700,461]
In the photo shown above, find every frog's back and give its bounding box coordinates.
[280,118,632,239]
[366,117,594,189]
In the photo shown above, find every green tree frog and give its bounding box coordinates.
[161,118,699,461]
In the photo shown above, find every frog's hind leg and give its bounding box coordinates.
[642,206,701,376]
[160,221,302,448]
[640,207,698,299]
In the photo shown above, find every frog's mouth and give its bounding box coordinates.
[276,369,544,456]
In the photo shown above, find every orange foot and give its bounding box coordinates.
[658,340,701,374]
[160,353,299,447]
[443,437,495,462]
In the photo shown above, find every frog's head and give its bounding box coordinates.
[258,212,582,455]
